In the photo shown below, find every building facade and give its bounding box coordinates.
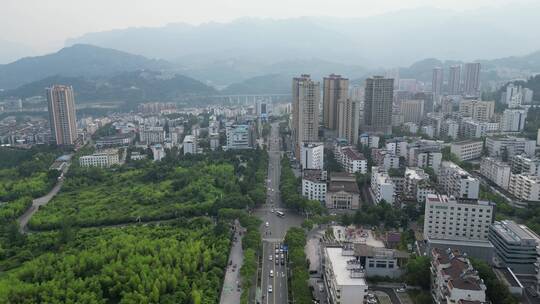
[300,142,324,170]
[292,74,320,156]
[323,74,349,130]
[450,140,483,161]
[326,173,360,209]
[438,161,480,200]
[363,76,394,135]
[47,85,78,145]
[302,169,327,202]
[480,157,511,190]
[337,98,360,145]
[79,150,119,168]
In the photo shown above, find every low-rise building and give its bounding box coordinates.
[79,149,120,168]
[140,126,165,144]
[338,146,367,174]
[450,140,483,161]
[326,173,360,209]
[372,148,400,171]
[511,154,540,176]
[226,123,254,150]
[183,135,198,154]
[489,220,540,275]
[480,157,511,189]
[323,246,368,304]
[95,133,134,148]
[486,136,535,158]
[408,140,442,173]
[302,169,327,202]
[508,174,540,202]
[404,167,436,202]
[353,243,409,279]
[371,166,395,204]
[439,161,480,200]
[431,248,487,304]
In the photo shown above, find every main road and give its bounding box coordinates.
[254,121,303,304]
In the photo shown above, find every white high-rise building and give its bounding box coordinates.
[323,74,349,130]
[400,99,425,124]
[292,74,320,156]
[439,161,480,200]
[300,142,324,170]
[480,157,511,190]
[448,65,461,95]
[501,108,527,132]
[432,67,444,98]
[363,76,394,135]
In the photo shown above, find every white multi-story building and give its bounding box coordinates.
[226,123,253,150]
[508,174,540,202]
[338,146,367,174]
[151,144,166,161]
[440,119,459,140]
[404,167,436,203]
[501,109,527,132]
[450,140,483,161]
[301,142,324,170]
[372,149,400,171]
[460,119,499,139]
[140,126,165,144]
[480,157,511,190]
[323,247,368,304]
[439,161,480,200]
[371,166,395,204]
[511,154,540,176]
[386,139,408,158]
[423,194,494,242]
[408,140,443,173]
[79,150,120,168]
[486,136,536,158]
[431,248,487,304]
[326,173,360,209]
[359,133,379,148]
[458,99,494,122]
[302,169,327,202]
[183,135,198,154]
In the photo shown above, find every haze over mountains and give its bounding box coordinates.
[66,5,540,71]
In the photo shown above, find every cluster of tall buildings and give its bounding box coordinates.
[432,62,481,99]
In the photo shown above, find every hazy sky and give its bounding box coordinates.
[0,0,534,53]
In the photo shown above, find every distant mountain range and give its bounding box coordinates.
[0,44,171,90]
[66,5,540,72]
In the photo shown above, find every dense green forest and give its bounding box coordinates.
[0,219,231,303]
[0,148,268,303]
[29,149,268,230]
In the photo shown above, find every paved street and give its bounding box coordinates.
[219,223,244,304]
[18,162,70,233]
[255,122,304,304]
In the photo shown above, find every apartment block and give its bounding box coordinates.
[292,74,320,156]
[508,174,540,202]
[511,154,540,176]
[480,157,511,190]
[337,146,367,174]
[404,167,436,203]
[431,248,487,304]
[385,139,408,158]
[501,109,527,132]
[372,148,399,171]
[300,142,324,170]
[439,161,480,200]
[226,123,254,149]
[302,169,327,202]
[47,85,78,145]
[408,141,443,173]
[458,100,494,122]
[450,140,483,161]
[460,119,499,138]
[323,74,348,130]
[486,136,536,158]
[140,126,165,144]
[183,135,198,154]
[371,166,395,204]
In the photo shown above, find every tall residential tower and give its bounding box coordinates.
[292,74,320,156]
[47,85,78,145]
[323,74,349,130]
[363,76,394,135]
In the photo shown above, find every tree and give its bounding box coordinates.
[405,255,431,289]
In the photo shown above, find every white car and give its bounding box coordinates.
[265,222,269,227]
[396,287,407,293]
[270,270,274,277]
[268,285,273,293]
[269,255,273,261]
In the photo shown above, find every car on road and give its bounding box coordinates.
[396,287,407,293]
[269,255,272,261]
[280,258,285,265]
[275,258,279,265]
[270,270,273,277]
[265,222,269,227]
[268,285,273,293]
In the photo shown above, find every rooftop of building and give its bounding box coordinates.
[325,247,368,286]
[452,139,484,146]
[432,248,484,291]
[302,169,326,182]
[341,146,365,160]
[354,243,409,259]
[490,220,540,246]
[328,178,360,194]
